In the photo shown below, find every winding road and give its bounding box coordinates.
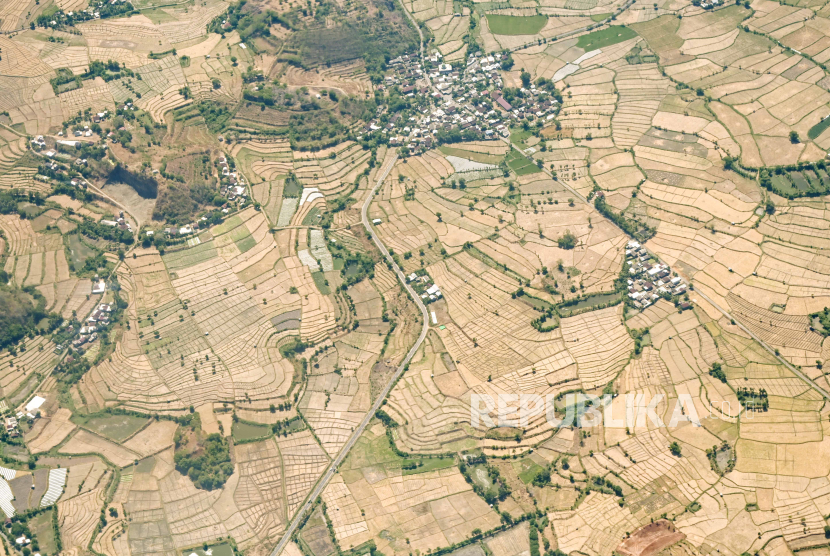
[268,2,830,550]
[269,153,430,555]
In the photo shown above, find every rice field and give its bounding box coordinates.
[485,14,548,35]
[1,1,830,555]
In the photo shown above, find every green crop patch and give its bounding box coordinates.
[808,115,830,140]
[506,149,541,175]
[485,14,547,35]
[577,25,638,50]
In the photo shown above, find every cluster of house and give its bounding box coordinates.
[625,241,690,310]
[409,272,443,303]
[47,4,107,25]
[72,302,112,348]
[3,416,17,437]
[32,135,85,164]
[100,211,132,233]
[364,49,559,154]
[31,128,103,186]
[15,537,35,552]
[147,157,243,239]
[218,155,247,201]
[383,53,429,96]
[5,396,46,437]
[72,127,95,138]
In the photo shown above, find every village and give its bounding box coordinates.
[624,240,691,312]
[364,48,561,154]
[27,102,249,245]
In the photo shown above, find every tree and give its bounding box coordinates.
[558,230,577,250]
[532,468,551,487]
[790,130,800,143]
[521,70,531,88]
[669,441,682,456]
[765,200,775,214]
[709,362,726,383]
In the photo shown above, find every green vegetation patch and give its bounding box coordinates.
[298,506,336,555]
[236,235,256,253]
[50,68,82,95]
[625,44,658,64]
[135,456,155,473]
[66,233,98,271]
[759,163,830,198]
[301,206,323,226]
[630,16,679,53]
[506,149,541,175]
[576,25,638,50]
[5,509,58,556]
[485,14,547,35]
[459,455,512,504]
[229,224,255,253]
[485,427,523,441]
[558,292,621,317]
[0,283,61,351]
[289,6,418,72]
[212,215,244,236]
[808,115,830,140]
[591,12,612,21]
[791,171,810,191]
[402,457,456,475]
[73,414,149,442]
[174,428,233,491]
[595,195,655,242]
[344,419,454,477]
[438,146,503,165]
[232,421,271,441]
[311,271,331,295]
[195,101,233,133]
[509,128,533,148]
[283,174,302,198]
[515,458,546,484]
[28,508,59,556]
[162,240,218,271]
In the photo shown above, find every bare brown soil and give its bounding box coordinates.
[617,520,686,556]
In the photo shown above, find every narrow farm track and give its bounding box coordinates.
[270,153,430,555]
[504,138,830,402]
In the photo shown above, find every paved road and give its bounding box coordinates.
[690,288,830,400]
[504,140,830,402]
[269,154,430,555]
[269,8,431,550]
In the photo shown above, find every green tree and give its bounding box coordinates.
[557,230,577,250]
